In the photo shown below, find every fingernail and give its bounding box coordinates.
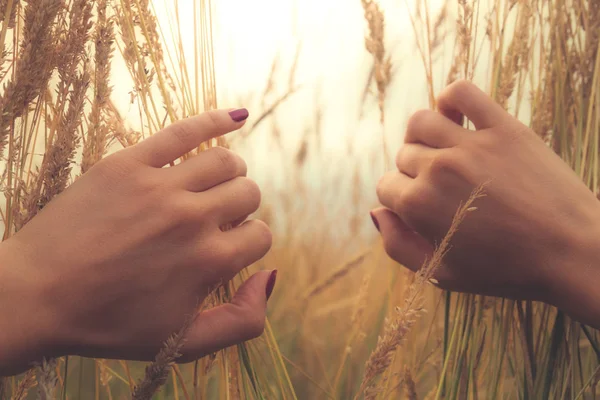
[370,211,380,232]
[266,270,278,300]
[228,108,249,122]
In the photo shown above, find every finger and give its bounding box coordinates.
[169,147,247,192]
[180,269,276,362]
[127,108,249,167]
[371,208,456,289]
[437,80,508,130]
[437,103,464,127]
[376,170,412,212]
[204,177,261,225]
[222,215,249,231]
[370,207,433,272]
[404,109,467,148]
[395,143,439,178]
[220,220,273,277]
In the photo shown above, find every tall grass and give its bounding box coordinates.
[0,0,599,399]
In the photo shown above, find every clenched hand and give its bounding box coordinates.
[373,81,600,328]
[0,108,276,375]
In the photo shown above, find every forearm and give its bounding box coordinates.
[0,240,53,376]
[541,223,600,330]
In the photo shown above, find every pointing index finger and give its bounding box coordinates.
[127,108,249,167]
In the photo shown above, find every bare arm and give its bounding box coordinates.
[0,108,277,376]
[373,80,600,329]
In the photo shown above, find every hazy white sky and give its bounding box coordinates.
[113,0,448,152]
[109,0,473,197]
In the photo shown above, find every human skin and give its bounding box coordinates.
[372,80,600,329]
[0,108,277,376]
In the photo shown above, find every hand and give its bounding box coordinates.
[0,108,276,375]
[373,81,600,324]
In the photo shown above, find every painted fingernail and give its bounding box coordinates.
[228,108,249,122]
[266,270,278,300]
[370,212,380,232]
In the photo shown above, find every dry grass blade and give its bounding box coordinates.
[404,366,418,400]
[131,310,199,400]
[303,249,371,301]
[17,69,90,229]
[446,0,474,84]
[35,358,58,400]
[351,270,372,326]
[495,1,531,109]
[240,86,301,139]
[0,0,63,157]
[1,0,598,399]
[0,0,17,30]
[355,184,486,400]
[11,369,37,400]
[39,71,90,206]
[81,0,115,173]
[361,0,392,125]
[361,0,392,170]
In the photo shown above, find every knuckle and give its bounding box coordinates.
[213,239,248,272]
[253,220,273,251]
[406,109,434,136]
[212,147,242,175]
[442,79,472,101]
[395,184,427,217]
[130,170,163,196]
[428,152,458,176]
[93,152,137,180]
[394,146,405,169]
[210,222,272,272]
[451,79,472,90]
[376,172,393,201]
[393,190,409,213]
[215,239,238,265]
[238,177,262,210]
[376,178,385,201]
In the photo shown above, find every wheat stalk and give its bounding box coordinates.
[131,310,199,400]
[356,184,486,399]
[35,358,58,400]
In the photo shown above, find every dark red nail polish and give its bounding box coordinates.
[370,212,380,232]
[228,108,249,122]
[266,270,278,300]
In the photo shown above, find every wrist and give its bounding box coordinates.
[540,209,600,328]
[0,239,59,375]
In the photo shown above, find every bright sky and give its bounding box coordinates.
[111,0,450,194]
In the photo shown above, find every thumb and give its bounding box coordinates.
[180,269,277,362]
[370,208,433,272]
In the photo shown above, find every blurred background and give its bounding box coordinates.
[3,0,598,398]
[114,0,447,195]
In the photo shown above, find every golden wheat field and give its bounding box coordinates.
[1,0,600,398]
